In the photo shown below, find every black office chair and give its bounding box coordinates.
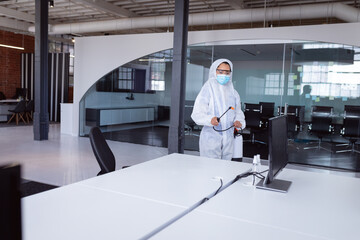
[243,103,266,145]
[24,100,34,123]
[336,105,360,154]
[184,105,199,136]
[89,127,116,176]
[286,105,304,136]
[7,100,27,125]
[259,102,274,127]
[304,106,334,152]
[184,101,199,136]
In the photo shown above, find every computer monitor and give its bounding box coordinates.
[256,115,292,193]
[0,164,22,240]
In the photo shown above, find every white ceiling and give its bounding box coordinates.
[0,0,358,37]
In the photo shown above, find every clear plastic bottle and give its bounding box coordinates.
[243,155,260,186]
[252,154,261,185]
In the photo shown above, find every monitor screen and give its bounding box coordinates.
[266,115,288,183]
[256,115,291,193]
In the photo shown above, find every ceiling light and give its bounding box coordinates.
[49,0,54,8]
[71,38,75,43]
[0,44,24,50]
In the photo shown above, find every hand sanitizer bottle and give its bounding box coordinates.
[252,154,261,185]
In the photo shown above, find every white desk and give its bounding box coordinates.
[22,184,186,240]
[78,154,252,207]
[154,168,360,240]
[22,154,360,240]
[22,154,252,240]
[153,210,326,240]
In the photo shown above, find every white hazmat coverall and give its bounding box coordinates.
[191,59,246,160]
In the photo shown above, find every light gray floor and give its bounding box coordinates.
[0,124,358,187]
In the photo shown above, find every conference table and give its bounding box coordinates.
[22,153,360,240]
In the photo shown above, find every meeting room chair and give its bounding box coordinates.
[89,127,116,176]
[243,103,266,145]
[259,102,275,127]
[7,100,27,125]
[286,105,304,136]
[304,105,334,152]
[184,101,199,137]
[336,105,360,154]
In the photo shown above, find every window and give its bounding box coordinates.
[116,67,133,91]
[96,64,153,93]
[301,62,360,98]
[150,62,165,91]
[265,73,284,95]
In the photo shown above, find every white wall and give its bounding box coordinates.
[73,22,360,136]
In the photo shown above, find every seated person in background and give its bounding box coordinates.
[191,58,246,160]
[299,84,313,125]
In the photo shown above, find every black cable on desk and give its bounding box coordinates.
[214,178,223,196]
[139,169,254,240]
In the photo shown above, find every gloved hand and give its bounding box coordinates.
[234,120,242,128]
[211,117,219,126]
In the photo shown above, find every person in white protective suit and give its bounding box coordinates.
[191,59,246,160]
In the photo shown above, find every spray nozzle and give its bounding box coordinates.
[217,106,234,123]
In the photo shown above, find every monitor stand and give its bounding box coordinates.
[256,178,292,193]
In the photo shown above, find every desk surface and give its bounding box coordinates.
[22,154,360,240]
[156,168,360,240]
[22,154,251,240]
[153,210,326,240]
[78,154,251,207]
[22,183,186,240]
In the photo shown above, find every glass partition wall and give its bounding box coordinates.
[79,40,360,171]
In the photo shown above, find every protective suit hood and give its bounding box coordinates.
[207,59,236,124]
[208,59,234,87]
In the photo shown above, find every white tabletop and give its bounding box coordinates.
[187,168,360,240]
[22,183,186,240]
[78,153,252,207]
[153,210,327,240]
[22,154,360,240]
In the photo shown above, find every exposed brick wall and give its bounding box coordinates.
[0,30,34,99]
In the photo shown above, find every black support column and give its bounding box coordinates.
[34,0,49,140]
[168,0,189,154]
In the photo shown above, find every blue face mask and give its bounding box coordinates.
[216,74,230,85]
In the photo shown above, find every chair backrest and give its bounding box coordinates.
[311,116,332,133]
[343,118,360,137]
[11,100,26,113]
[344,105,360,118]
[184,106,195,126]
[259,102,275,118]
[89,127,115,175]
[244,103,262,128]
[287,105,303,117]
[244,103,261,112]
[244,110,262,128]
[185,100,195,107]
[25,100,34,112]
[312,105,333,114]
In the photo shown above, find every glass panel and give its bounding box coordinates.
[79,40,360,171]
